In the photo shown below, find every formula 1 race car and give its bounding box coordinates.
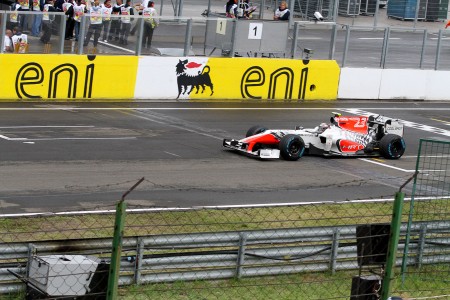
[223,113,406,161]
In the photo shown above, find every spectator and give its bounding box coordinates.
[31,0,44,37]
[119,0,133,45]
[8,0,21,30]
[225,0,237,18]
[63,0,75,39]
[40,0,56,44]
[18,0,30,32]
[73,0,86,41]
[109,0,123,41]
[274,1,290,21]
[11,26,29,53]
[83,0,103,48]
[129,0,147,35]
[142,0,158,48]
[101,0,112,42]
[3,29,14,52]
[54,0,64,11]
[240,0,257,19]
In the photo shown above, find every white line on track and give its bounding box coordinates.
[164,151,181,157]
[1,107,450,111]
[359,158,414,172]
[1,196,445,218]
[358,38,401,40]
[0,126,94,128]
[402,155,450,158]
[358,158,446,173]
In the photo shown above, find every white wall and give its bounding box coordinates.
[338,68,450,101]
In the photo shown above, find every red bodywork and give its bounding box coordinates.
[335,116,368,134]
[243,133,279,152]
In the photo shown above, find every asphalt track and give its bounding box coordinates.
[1,101,450,215]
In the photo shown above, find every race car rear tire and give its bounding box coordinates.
[279,134,305,161]
[246,125,267,137]
[380,134,406,159]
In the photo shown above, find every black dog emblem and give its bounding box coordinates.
[175,59,214,99]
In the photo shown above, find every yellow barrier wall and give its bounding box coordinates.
[0,55,339,101]
[195,58,340,101]
[0,54,138,101]
[135,57,340,101]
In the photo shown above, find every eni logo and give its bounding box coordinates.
[15,57,96,99]
[240,61,310,100]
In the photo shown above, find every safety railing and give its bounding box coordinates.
[0,220,448,294]
[1,10,450,68]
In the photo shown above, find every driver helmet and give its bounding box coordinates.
[319,123,329,132]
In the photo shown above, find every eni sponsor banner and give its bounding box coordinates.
[0,54,138,100]
[134,57,339,100]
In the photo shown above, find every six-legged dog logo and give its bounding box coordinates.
[175,59,214,99]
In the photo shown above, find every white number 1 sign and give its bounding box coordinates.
[248,23,263,40]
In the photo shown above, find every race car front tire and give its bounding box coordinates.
[279,134,305,161]
[246,125,267,137]
[380,134,406,159]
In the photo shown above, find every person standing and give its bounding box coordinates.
[109,0,123,41]
[142,0,157,48]
[63,0,75,39]
[18,0,30,32]
[119,0,133,45]
[11,26,28,53]
[31,0,44,37]
[273,1,290,21]
[73,0,86,41]
[101,0,112,42]
[40,0,55,43]
[8,0,21,30]
[225,0,238,18]
[83,0,103,48]
[3,29,14,52]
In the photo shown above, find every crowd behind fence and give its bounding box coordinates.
[1,3,450,69]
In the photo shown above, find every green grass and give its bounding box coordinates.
[116,266,450,300]
[1,199,449,242]
[0,201,399,242]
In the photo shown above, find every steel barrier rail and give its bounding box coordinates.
[0,221,449,294]
[1,10,449,70]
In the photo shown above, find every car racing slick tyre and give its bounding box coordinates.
[279,134,305,161]
[246,125,267,137]
[380,134,406,159]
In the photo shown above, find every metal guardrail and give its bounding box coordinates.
[1,10,450,69]
[0,220,449,294]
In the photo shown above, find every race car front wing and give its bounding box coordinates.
[223,139,280,159]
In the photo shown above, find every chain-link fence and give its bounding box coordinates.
[0,197,449,298]
[395,138,450,299]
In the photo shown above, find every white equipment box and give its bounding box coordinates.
[28,255,100,296]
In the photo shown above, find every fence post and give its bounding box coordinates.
[341,25,351,67]
[419,29,427,69]
[236,233,247,279]
[330,228,340,275]
[328,24,337,60]
[135,237,145,284]
[0,12,6,54]
[184,18,192,56]
[416,224,427,269]
[381,172,417,300]
[434,29,443,71]
[107,177,145,300]
[291,22,299,59]
[380,27,390,69]
[58,14,67,54]
[106,199,127,300]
